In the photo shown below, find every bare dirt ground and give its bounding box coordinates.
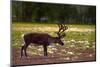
[12,46,96,66]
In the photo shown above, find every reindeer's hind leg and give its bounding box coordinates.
[21,43,26,58]
[24,44,28,57]
[21,45,24,58]
[21,43,29,58]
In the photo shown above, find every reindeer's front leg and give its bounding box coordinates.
[43,45,48,56]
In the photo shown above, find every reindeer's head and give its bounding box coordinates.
[55,23,68,46]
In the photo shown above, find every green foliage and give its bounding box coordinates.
[12,1,96,24]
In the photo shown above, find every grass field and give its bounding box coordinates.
[12,22,96,65]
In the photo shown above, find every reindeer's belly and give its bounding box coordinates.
[32,40,48,44]
[30,37,49,45]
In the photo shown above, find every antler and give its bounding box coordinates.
[57,23,68,38]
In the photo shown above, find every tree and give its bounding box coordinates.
[12,1,96,24]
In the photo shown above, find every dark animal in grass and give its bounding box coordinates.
[21,24,68,58]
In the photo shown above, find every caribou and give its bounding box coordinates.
[21,24,68,58]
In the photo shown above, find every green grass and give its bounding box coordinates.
[66,31,95,41]
[12,22,96,49]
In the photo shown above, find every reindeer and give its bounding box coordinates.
[21,24,68,58]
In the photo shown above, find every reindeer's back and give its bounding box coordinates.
[23,33,51,45]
